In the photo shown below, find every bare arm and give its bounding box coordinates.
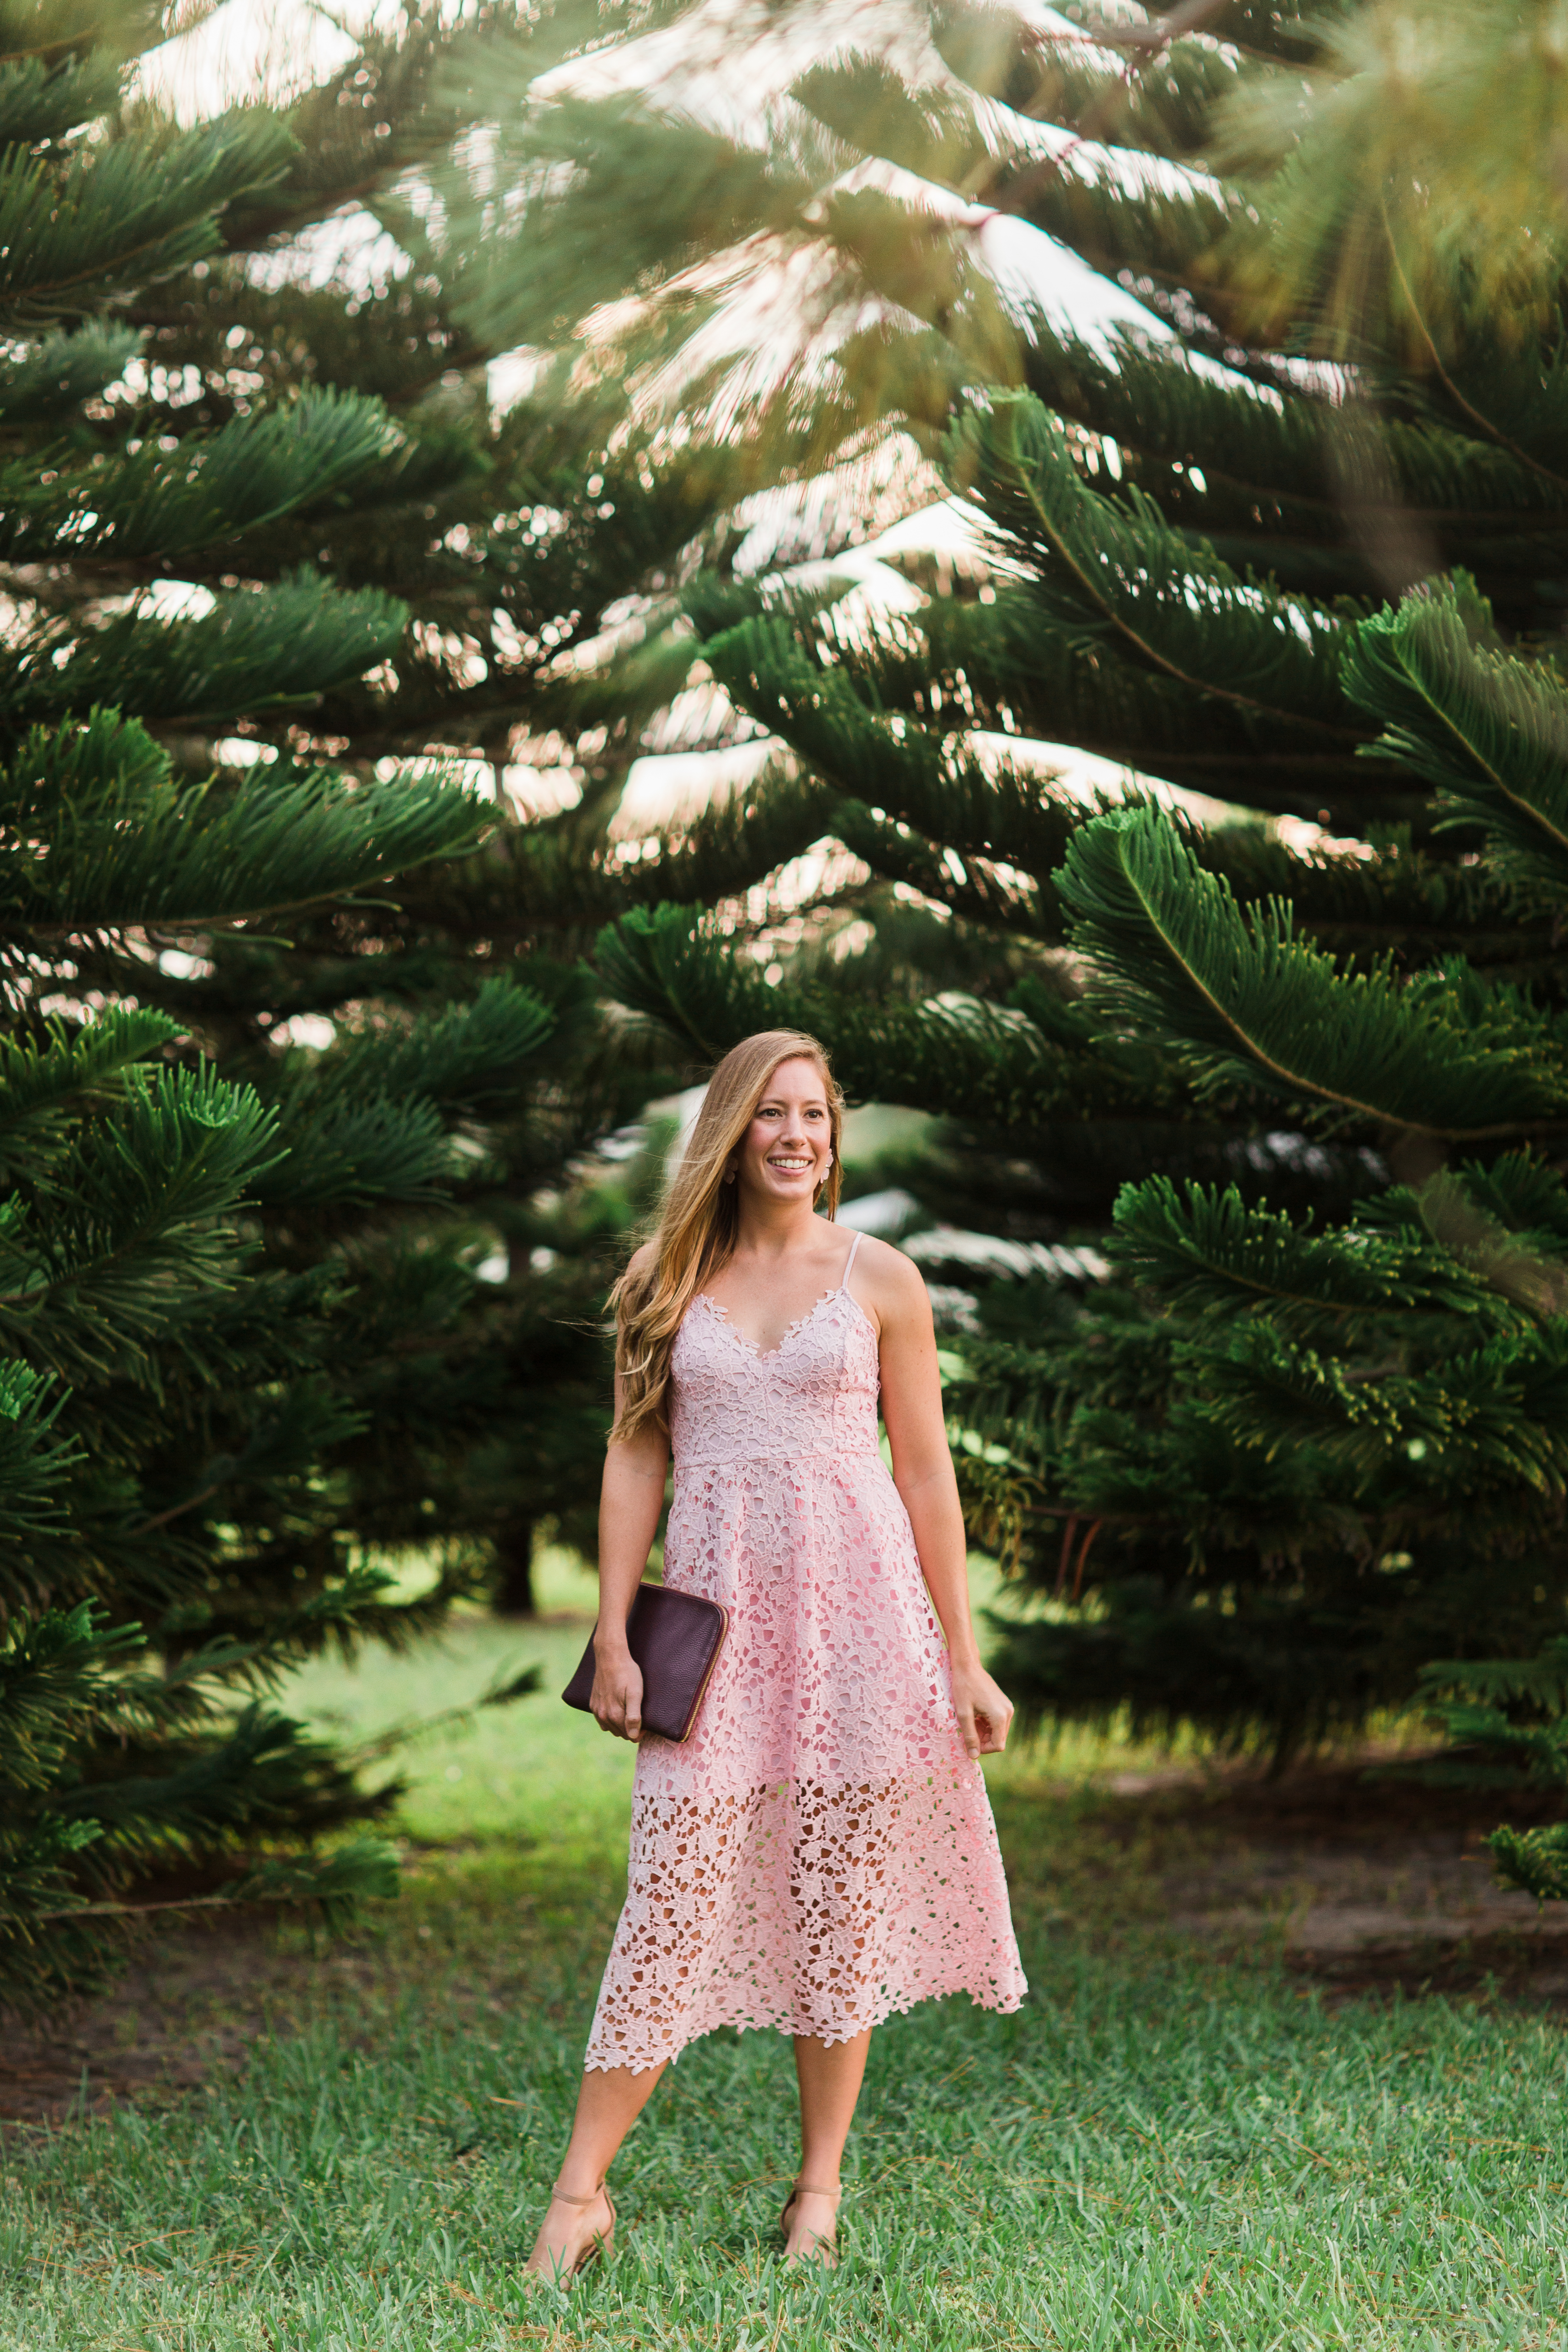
[588,1372,669,1743]
[872,1247,1014,1759]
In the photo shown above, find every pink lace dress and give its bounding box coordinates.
[584,1232,1027,2070]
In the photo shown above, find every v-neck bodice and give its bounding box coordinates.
[671,1271,880,1469]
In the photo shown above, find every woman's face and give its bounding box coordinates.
[733,1057,834,1206]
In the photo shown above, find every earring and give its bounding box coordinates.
[723,1165,736,1184]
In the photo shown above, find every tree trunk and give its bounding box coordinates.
[493,1512,537,1617]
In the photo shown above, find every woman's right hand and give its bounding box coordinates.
[589,1636,644,1741]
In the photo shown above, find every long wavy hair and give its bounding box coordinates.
[610,1030,845,1444]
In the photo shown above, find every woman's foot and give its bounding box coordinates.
[780,2180,841,2267]
[525,2181,615,2282]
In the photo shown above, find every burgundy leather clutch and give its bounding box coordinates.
[562,1583,729,1743]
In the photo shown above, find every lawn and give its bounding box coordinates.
[6,1552,1568,2351]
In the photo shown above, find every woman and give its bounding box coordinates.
[528,1030,1026,2277]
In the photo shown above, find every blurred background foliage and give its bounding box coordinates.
[468,0,1568,1870]
[0,0,806,2006]
[11,0,1568,2011]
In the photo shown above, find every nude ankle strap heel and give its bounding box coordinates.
[779,2179,842,2263]
[535,2181,616,2278]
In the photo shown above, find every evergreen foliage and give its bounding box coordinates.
[74,2,910,1619]
[564,0,1568,1839]
[0,0,592,2008]
[1208,0,1568,355]
[1394,1644,1568,1901]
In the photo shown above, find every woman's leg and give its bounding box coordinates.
[526,2061,667,2276]
[786,2029,871,2259]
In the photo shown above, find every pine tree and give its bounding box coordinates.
[1207,0,1568,357]
[67,2,895,1621]
[0,1,578,2009]
[555,1,1568,1803]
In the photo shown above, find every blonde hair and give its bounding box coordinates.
[610,1030,845,1444]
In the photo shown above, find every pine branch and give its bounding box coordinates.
[1057,804,1568,1138]
[1418,1638,1568,1714]
[0,1606,137,1790]
[5,572,410,733]
[1109,1175,1535,1339]
[0,388,399,565]
[702,608,1073,922]
[434,88,822,354]
[831,577,1400,821]
[1197,1320,1568,1500]
[1346,577,1568,907]
[0,50,124,150]
[338,1663,542,1767]
[596,902,1158,1131]
[247,1092,453,1212]
[0,321,141,425]
[309,980,555,1113]
[0,1063,283,1385]
[0,1004,182,1149]
[1488,1823,1568,1903]
[950,391,1362,733]
[0,711,490,933]
[934,5,1238,160]
[0,108,295,316]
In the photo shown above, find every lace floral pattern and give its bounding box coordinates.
[584,1259,1027,2071]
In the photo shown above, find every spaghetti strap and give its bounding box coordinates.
[839,1228,865,1290]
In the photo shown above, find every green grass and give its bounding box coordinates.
[7,1554,1568,2351]
[295,1545,642,1868]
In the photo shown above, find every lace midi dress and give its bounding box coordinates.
[584,1232,1027,2070]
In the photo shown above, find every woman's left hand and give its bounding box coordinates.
[950,1659,1015,1759]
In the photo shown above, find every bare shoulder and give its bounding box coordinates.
[619,1239,660,1303]
[846,1232,931,1329]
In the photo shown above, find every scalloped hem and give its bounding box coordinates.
[581,1766,1026,2075]
[581,1974,1028,2073]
